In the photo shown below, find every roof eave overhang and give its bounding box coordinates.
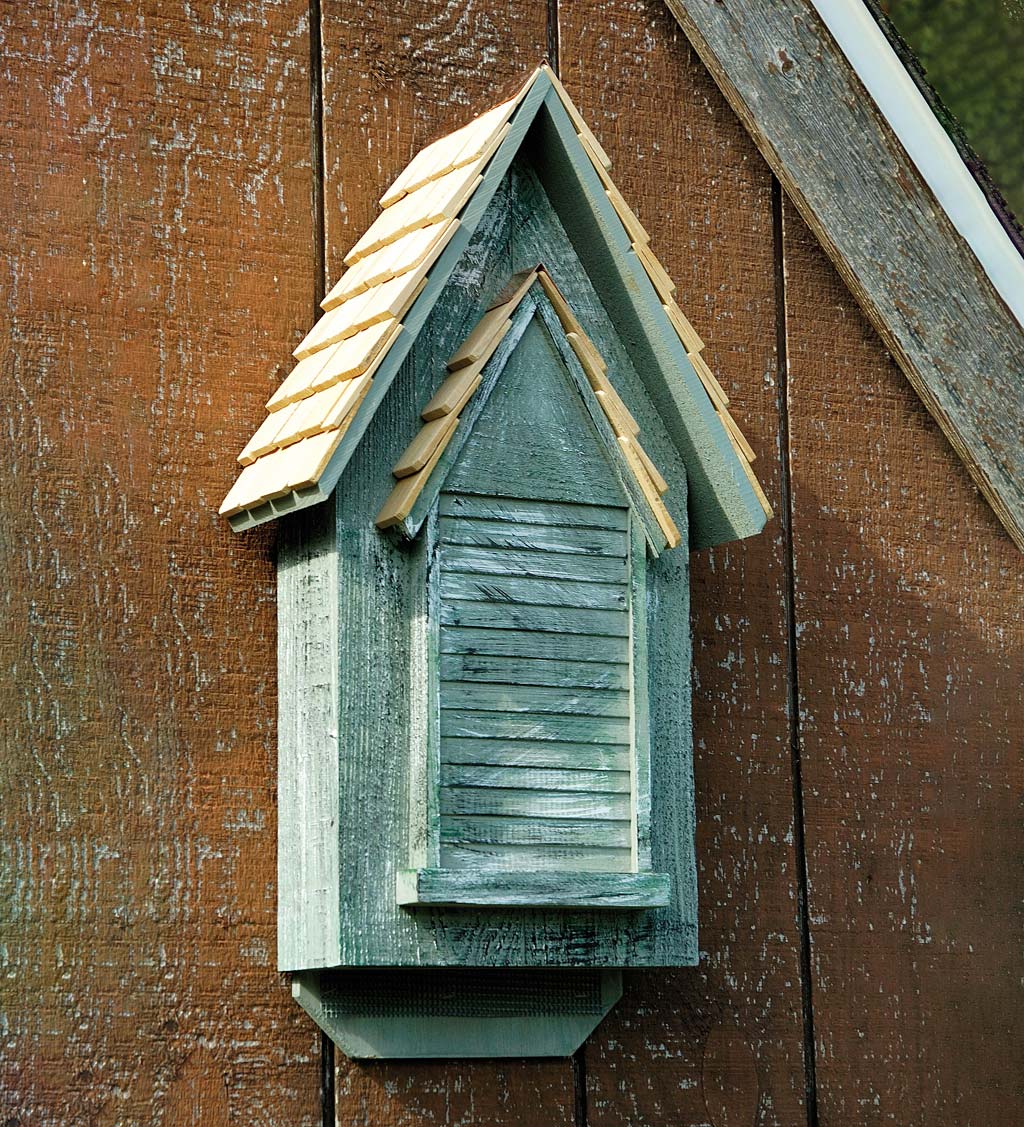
[233,67,768,550]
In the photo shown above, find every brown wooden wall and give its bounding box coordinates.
[1,2,1020,1125]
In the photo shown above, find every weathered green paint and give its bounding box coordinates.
[277,497,341,971]
[441,740,631,770]
[240,68,765,549]
[404,293,671,911]
[525,91,765,548]
[277,140,698,978]
[397,869,672,909]
[441,814,632,848]
[291,968,623,1059]
[440,654,631,691]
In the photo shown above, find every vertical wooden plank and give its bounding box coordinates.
[783,201,1024,1124]
[320,0,549,289]
[318,3,576,1119]
[0,1,319,1124]
[558,3,809,1123]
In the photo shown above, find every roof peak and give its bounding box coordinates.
[375,267,682,549]
[220,65,769,548]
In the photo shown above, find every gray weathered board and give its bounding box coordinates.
[665,0,1024,551]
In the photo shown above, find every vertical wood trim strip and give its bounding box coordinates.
[629,517,652,872]
[308,1,332,1119]
[772,176,820,1127]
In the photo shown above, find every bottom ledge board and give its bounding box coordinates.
[396,867,672,908]
[292,966,622,1059]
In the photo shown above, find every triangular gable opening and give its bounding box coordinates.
[221,65,769,550]
[375,272,681,553]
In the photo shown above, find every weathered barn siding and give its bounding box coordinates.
[0,2,320,1124]
[1,2,1020,1126]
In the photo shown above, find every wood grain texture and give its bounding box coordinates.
[317,5,578,1114]
[278,168,699,977]
[664,0,1024,552]
[0,1,320,1123]
[558,2,809,1122]
[783,199,1024,1125]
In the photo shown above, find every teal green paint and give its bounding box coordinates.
[440,492,629,530]
[291,968,622,1059]
[278,151,698,977]
[439,653,631,691]
[441,812,632,847]
[445,317,628,506]
[630,517,653,871]
[441,740,631,771]
[403,309,671,912]
[243,66,765,549]
[398,869,671,909]
[439,625,634,663]
[442,765,633,793]
[521,99,765,548]
[439,571,628,611]
[438,514,627,556]
[441,843,633,873]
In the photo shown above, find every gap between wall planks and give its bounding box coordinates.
[317,1,575,1121]
[783,200,1024,1125]
[0,2,321,1125]
[558,3,811,1124]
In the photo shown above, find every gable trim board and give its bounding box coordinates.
[664,0,1024,551]
[376,275,683,550]
[221,65,769,551]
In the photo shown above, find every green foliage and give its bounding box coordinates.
[882,0,1024,219]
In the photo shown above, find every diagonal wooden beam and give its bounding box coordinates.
[665,0,1024,551]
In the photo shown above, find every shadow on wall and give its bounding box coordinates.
[324,335,1022,1125]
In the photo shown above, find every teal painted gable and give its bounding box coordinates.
[236,68,766,549]
[446,316,628,507]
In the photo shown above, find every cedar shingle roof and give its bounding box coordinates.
[220,65,769,528]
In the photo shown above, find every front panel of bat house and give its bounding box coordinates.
[287,295,701,1060]
[399,315,668,911]
[234,68,772,1061]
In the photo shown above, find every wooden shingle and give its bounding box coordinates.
[293,273,427,360]
[268,319,398,411]
[321,219,457,312]
[380,93,523,207]
[344,164,484,267]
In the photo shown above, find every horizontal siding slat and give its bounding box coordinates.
[440,785,632,820]
[442,764,632,793]
[439,626,629,662]
[438,571,628,611]
[440,814,633,848]
[440,708,629,744]
[440,681,630,718]
[438,514,627,557]
[438,543,628,583]
[441,738,631,771]
[440,652,630,690]
[440,492,628,531]
[440,600,629,637]
[439,842,632,872]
